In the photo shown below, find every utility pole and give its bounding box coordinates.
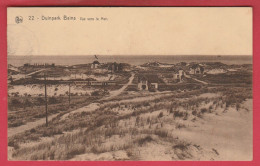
[68,83,71,107]
[44,73,48,127]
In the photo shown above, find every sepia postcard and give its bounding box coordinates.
[7,7,252,161]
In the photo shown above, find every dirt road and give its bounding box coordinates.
[103,73,135,100]
[185,75,208,85]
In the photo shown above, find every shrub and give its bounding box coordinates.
[143,102,150,107]
[183,113,188,120]
[173,110,187,118]
[30,128,36,133]
[236,103,240,111]
[42,128,63,137]
[146,117,151,124]
[136,136,153,146]
[154,130,168,138]
[91,90,102,96]
[8,140,20,149]
[158,112,164,118]
[49,97,58,104]
[192,110,197,116]
[24,99,32,107]
[200,108,208,114]
[169,107,174,113]
[9,120,25,127]
[173,142,190,150]
[37,97,45,105]
[135,116,140,126]
[176,123,186,129]
[67,145,85,159]
[11,99,22,107]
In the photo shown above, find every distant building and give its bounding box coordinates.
[189,64,204,74]
[173,69,185,82]
[108,62,123,73]
[137,75,159,91]
[150,83,159,90]
[138,76,149,90]
[23,63,55,67]
[91,60,100,69]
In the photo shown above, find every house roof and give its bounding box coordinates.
[138,76,148,82]
[138,74,160,83]
[93,60,100,64]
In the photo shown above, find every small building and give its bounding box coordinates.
[23,63,55,68]
[173,69,185,82]
[138,76,149,90]
[108,62,123,73]
[137,75,159,91]
[189,64,204,74]
[150,83,158,89]
[91,60,100,69]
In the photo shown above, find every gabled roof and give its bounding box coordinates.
[138,74,160,83]
[93,60,100,64]
[138,76,148,82]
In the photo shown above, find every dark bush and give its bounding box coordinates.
[154,130,168,138]
[192,110,197,116]
[200,108,208,114]
[24,99,32,107]
[173,110,187,118]
[169,107,174,113]
[9,120,25,127]
[30,128,36,133]
[11,99,22,107]
[136,136,153,145]
[158,112,164,118]
[173,142,190,150]
[37,97,45,105]
[49,96,58,104]
[91,90,107,96]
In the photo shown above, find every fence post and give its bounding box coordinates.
[69,83,71,107]
[44,73,48,127]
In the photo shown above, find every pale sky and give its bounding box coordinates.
[7,7,252,56]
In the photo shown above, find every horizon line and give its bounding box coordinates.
[8,54,252,56]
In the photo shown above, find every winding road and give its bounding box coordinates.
[104,73,135,100]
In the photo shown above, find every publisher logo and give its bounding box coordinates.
[15,16,23,24]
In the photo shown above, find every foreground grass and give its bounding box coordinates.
[8,85,252,160]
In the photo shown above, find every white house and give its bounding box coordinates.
[91,60,100,69]
[138,76,149,90]
[173,69,185,82]
[189,64,204,74]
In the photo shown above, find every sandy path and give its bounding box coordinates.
[185,75,208,85]
[60,103,100,121]
[8,114,57,138]
[105,93,172,105]
[104,73,135,100]
[12,69,46,81]
[26,69,46,76]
